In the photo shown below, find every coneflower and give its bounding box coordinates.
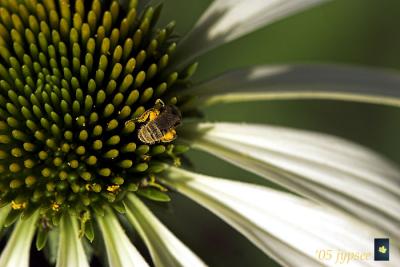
[0,0,399,266]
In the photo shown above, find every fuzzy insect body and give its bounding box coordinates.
[132,100,182,144]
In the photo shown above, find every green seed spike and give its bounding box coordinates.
[110,1,120,23]
[139,18,150,36]
[112,93,124,107]
[155,82,168,97]
[124,58,136,75]
[122,38,133,61]
[79,130,89,141]
[0,8,12,29]
[158,54,169,70]
[119,75,133,93]
[106,135,120,146]
[64,113,72,127]
[132,29,143,49]
[98,168,111,177]
[42,168,52,178]
[53,157,63,167]
[50,124,61,138]
[121,143,136,153]
[92,125,103,136]
[146,64,158,81]
[0,150,8,159]
[167,42,177,55]
[106,80,117,95]
[64,131,73,141]
[136,145,150,155]
[134,71,146,88]
[12,14,25,34]
[0,135,11,144]
[86,156,98,166]
[23,142,36,152]
[76,146,86,155]
[118,160,133,169]
[133,106,145,118]
[103,104,115,118]
[134,163,148,172]
[139,88,154,104]
[25,175,37,186]
[135,50,146,68]
[9,163,22,175]
[81,172,92,182]
[102,12,112,35]
[12,130,29,142]
[73,14,82,30]
[34,131,46,142]
[6,117,19,128]
[60,19,70,41]
[118,106,131,120]
[106,119,118,131]
[125,90,139,106]
[112,45,122,65]
[92,140,103,150]
[76,116,86,127]
[11,30,23,47]
[151,145,166,155]
[100,38,110,55]
[110,63,122,80]
[112,177,124,185]
[167,72,179,87]
[104,149,119,159]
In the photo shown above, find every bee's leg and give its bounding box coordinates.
[155,99,165,108]
[160,129,177,143]
[133,109,160,123]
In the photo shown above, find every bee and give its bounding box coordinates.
[129,99,182,144]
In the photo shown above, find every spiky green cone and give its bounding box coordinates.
[0,0,195,240]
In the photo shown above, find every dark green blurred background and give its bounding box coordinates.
[152,0,400,267]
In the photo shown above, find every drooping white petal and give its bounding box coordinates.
[163,168,400,267]
[56,213,90,267]
[181,64,400,107]
[125,194,207,267]
[182,122,400,241]
[171,0,330,69]
[0,213,38,267]
[97,207,150,267]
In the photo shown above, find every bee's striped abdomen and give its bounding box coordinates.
[138,122,163,144]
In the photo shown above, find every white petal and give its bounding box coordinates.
[97,207,150,267]
[163,168,400,267]
[56,213,90,267]
[0,206,10,229]
[0,213,38,267]
[181,64,400,107]
[171,0,330,69]
[125,194,207,267]
[182,122,400,241]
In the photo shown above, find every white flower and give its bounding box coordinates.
[0,0,399,267]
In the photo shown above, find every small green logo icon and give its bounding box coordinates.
[375,238,389,261]
[378,245,387,254]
